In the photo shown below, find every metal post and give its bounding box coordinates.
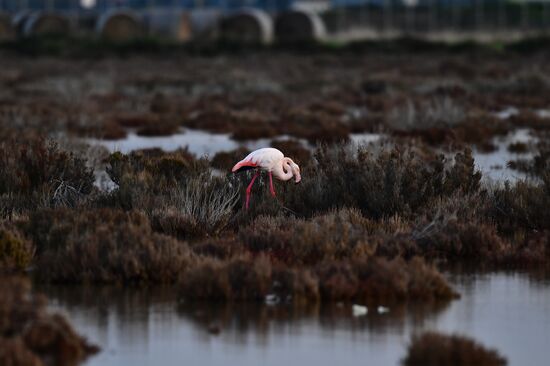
[475,0,483,32]
[451,0,459,32]
[359,0,367,31]
[496,0,504,32]
[429,0,437,32]
[544,1,550,32]
[383,0,391,35]
[337,4,346,36]
[405,2,412,34]
[521,1,529,30]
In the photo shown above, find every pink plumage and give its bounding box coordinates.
[232,148,301,209]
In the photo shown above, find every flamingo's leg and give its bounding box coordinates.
[245,172,260,210]
[268,172,276,197]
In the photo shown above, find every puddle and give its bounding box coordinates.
[535,109,550,119]
[87,128,382,157]
[472,128,536,183]
[350,132,384,145]
[494,107,519,120]
[87,128,240,157]
[494,107,550,120]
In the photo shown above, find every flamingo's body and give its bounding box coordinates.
[232,148,301,209]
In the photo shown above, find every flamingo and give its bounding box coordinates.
[231,148,301,209]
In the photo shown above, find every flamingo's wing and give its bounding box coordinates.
[231,148,284,173]
[231,159,258,173]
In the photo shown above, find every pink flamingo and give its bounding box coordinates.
[232,148,301,209]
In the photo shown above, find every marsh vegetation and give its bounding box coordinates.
[1,40,549,365]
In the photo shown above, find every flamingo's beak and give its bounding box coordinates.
[291,163,301,183]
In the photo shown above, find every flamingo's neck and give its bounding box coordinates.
[273,158,294,181]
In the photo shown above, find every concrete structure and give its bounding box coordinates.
[275,8,326,41]
[23,11,71,35]
[96,8,144,41]
[2,0,550,43]
[0,11,14,39]
[219,7,273,43]
[143,7,221,41]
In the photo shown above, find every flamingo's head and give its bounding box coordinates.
[291,161,301,183]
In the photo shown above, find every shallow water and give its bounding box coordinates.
[87,128,249,157]
[40,272,550,366]
[472,128,537,182]
[86,126,537,184]
[86,128,382,157]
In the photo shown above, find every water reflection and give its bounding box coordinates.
[38,272,550,366]
[472,128,537,183]
[177,300,450,338]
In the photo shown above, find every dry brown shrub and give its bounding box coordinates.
[211,147,251,171]
[240,208,375,265]
[509,111,550,130]
[454,114,510,146]
[183,108,233,133]
[24,208,195,283]
[0,138,94,218]
[317,257,458,304]
[180,258,232,300]
[403,331,507,366]
[501,231,549,266]
[190,236,240,259]
[179,255,457,305]
[373,234,419,260]
[179,256,273,302]
[415,220,509,263]
[270,139,311,165]
[136,119,181,137]
[278,109,350,143]
[0,277,99,366]
[284,145,480,219]
[0,224,34,272]
[491,177,550,234]
[106,150,238,239]
[508,141,529,153]
[232,122,278,141]
[272,267,320,305]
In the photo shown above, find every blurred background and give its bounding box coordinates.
[3,0,550,43]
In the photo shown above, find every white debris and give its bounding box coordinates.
[377,306,390,314]
[265,294,280,306]
[494,107,519,120]
[352,304,368,317]
[536,109,550,119]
